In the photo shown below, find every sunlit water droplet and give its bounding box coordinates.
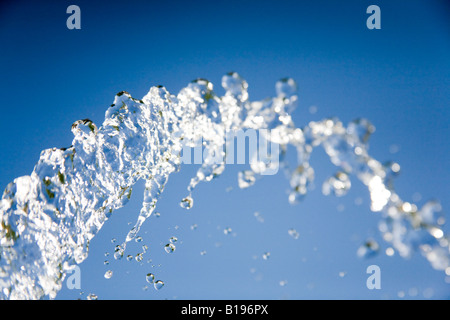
[146,273,155,284]
[224,227,232,235]
[238,170,256,189]
[169,236,178,243]
[135,253,144,262]
[164,243,176,253]
[87,293,98,300]
[180,196,193,209]
[154,280,164,290]
[104,270,113,279]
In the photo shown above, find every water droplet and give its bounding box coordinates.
[169,236,178,243]
[135,236,143,242]
[190,224,198,230]
[223,227,232,235]
[288,228,299,239]
[279,280,288,286]
[126,255,133,261]
[338,271,346,278]
[154,211,161,218]
[164,243,176,253]
[357,239,380,259]
[135,253,144,262]
[309,105,318,114]
[146,273,155,284]
[142,244,148,253]
[154,280,164,290]
[262,252,270,260]
[200,250,207,256]
[104,260,109,265]
[322,171,351,197]
[87,293,98,300]
[113,245,124,260]
[104,270,113,279]
[180,196,193,209]
[111,238,116,243]
[254,212,264,223]
[238,170,256,189]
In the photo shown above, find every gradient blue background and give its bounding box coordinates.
[0,0,449,299]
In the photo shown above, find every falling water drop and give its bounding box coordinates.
[164,243,176,253]
[169,236,178,243]
[135,253,144,262]
[154,280,164,290]
[146,273,155,284]
[104,270,113,279]
[180,196,193,209]
[288,228,300,239]
[238,170,256,189]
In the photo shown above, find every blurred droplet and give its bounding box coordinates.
[238,170,256,189]
[288,228,299,239]
[357,240,380,259]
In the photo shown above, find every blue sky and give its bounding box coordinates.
[0,0,449,299]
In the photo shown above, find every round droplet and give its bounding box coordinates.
[224,227,232,235]
[154,280,164,290]
[104,260,110,265]
[114,249,124,260]
[126,255,133,261]
[135,253,144,262]
[169,236,178,243]
[262,252,271,260]
[164,243,176,253]
[104,270,113,279]
[135,236,143,243]
[180,196,193,209]
[146,273,155,284]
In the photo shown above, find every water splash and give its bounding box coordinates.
[0,72,448,299]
